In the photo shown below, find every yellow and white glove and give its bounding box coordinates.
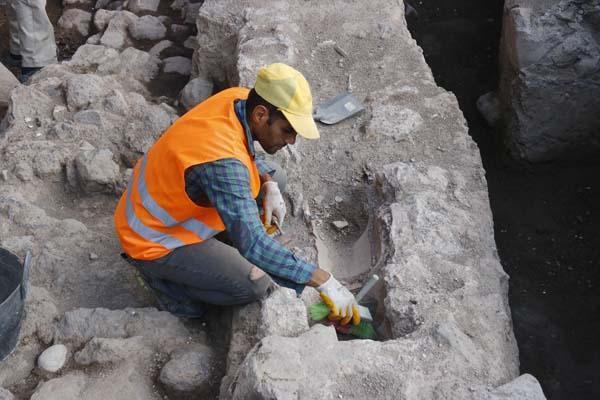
[317,274,361,326]
[262,181,286,228]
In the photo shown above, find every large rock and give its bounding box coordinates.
[54,308,191,351]
[220,288,308,399]
[30,364,160,400]
[73,148,120,193]
[231,325,545,399]
[159,345,218,395]
[498,0,600,162]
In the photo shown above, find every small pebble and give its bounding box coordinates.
[89,252,98,260]
[332,220,349,230]
[38,344,68,373]
[334,196,343,203]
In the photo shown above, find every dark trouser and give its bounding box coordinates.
[125,161,298,317]
[129,240,275,306]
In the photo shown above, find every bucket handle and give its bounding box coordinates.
[21,251,31,300]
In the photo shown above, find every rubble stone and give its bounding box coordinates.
[58,9,92,40]
[0,63,19,108]
[68,44,120,71]
[169,23,192,42]
[476,374,546,399]
[0,343,41,387]
[162,56,191,75]
[97,47,160,82]
[179,77,213,111]
[74,337,151,365]
[148,40,174,58]
[129,15,167,41]
[0,388,14,400]
[159,345,217,394]
[66,74,110,110]
[33,148,67,180]
[14,160,34,182]
[476,91,501,128]
[93,9,116,31]
[183,35,198,50]
[74,148,120,193]
[37,344,68,373]
[20,285,59,344]
[54,308,191,351]
[100,11,138,49]
[30,373,87,400]
[220,288,308,399]
[127,0,160,14]
[63,0,93,6]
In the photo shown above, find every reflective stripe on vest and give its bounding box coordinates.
[124,173,184,250]
[125,155,220,248]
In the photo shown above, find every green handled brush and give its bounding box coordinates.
[308,275,379,340]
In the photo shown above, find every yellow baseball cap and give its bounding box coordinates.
[254,63,320,139]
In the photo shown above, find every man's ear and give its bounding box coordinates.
[251,105,269,125]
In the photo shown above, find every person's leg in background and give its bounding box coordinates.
[5,0,23,67]
[9,0,57,82]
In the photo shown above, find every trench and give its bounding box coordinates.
[406,1,600,399]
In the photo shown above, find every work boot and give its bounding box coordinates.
[2,53,22,68]
[19,67,42,84]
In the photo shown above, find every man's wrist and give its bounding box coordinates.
[260,173,273,184]
[307,268,331,287]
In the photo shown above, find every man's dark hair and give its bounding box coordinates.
[245,88,285,125]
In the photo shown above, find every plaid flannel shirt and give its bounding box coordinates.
[182,100,316,287]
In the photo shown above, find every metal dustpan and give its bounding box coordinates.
[313,92,364,125]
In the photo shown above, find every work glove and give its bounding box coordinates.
[261,181,286,228]
[317,275,361,326]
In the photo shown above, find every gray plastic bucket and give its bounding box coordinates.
[0,249,29,362]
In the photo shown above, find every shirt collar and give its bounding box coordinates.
[234,99,255,158]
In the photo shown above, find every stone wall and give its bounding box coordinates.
[498,0,600,162]
[192,1,545,398]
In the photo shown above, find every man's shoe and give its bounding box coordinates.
[19,67,42,83]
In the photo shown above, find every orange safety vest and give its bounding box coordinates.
[114,87,261,260]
